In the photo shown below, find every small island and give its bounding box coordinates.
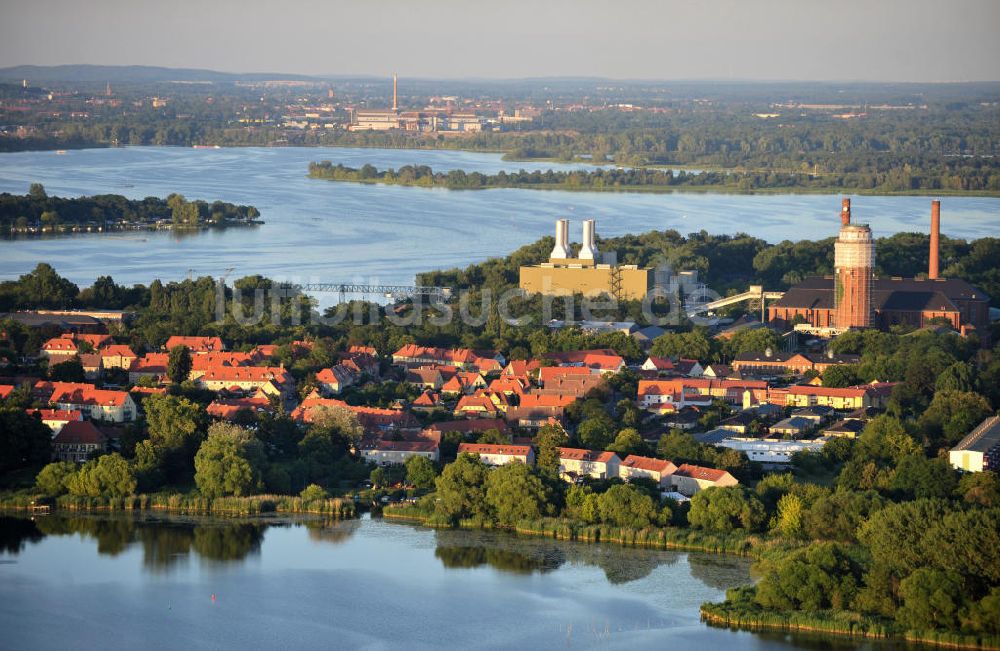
[1,183,262,235]
[308,161,1000,196]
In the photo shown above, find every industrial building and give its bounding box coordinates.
[347,75,485,133]
[519,219,654,301]
[768,200,990,343]
[950,416,1000,473]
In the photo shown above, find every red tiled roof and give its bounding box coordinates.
[199,366,290,384]
[786,385,868,398]
[675,463,731,482]
[520,393,578,408]
[100,345,136,359]
[425,419,509,435]
[50,386,131,407]
[165,336,225,353]
[362,440,438,453]
[53,420,106,445]
[458,443,532,457]
[0,384,14,399]
[558,447,618,463]
[26,408,82,422]
[622,455,676,474]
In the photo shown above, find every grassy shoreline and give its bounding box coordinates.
[382,505,758,556]
[0,492,357,518]
[309,173,1000,198]
[700,599,1000,651]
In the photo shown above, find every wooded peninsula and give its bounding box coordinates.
[0,183,261,235]
[308,161,1000,196]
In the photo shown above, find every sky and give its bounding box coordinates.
[2,0,999,82]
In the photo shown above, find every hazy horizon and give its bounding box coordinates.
[2,0,1000,83]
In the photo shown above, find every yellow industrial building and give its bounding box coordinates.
[519,219,653,301]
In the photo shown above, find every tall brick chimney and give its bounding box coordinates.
[929,200,941,279]
[841,198,851,226]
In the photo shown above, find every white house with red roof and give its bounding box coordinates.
[619,455,678,487]
[100,345,137,370]
[48,385,137,423]
[557,448,621,481]
[458,443,535,467]
[26,408,83,435]
[315,364,358,395]
[671,464,739,496]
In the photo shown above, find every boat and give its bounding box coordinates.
[55,150,68,155]
[192,145,221,149]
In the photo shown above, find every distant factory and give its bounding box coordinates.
[768,199,990,343]
[519,219,654,301]
[346,75,487,133]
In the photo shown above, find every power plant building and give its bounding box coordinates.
[768,200,990,343]
[519,219,654,301]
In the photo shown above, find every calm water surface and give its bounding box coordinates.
[0,513,887,650]
[0,147,997,292]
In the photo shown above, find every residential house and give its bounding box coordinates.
[822,419,865,438]
[640,356,675,377]
[128,353,169,384]
[457,443,535,466]
[557,448,621,481]
[291,395,418,435]
[424,418,509,441]
[100,345,137,370]
[454,392,500,419]
[40,335,82,360]
[49,385,136,422]
[619,455,677,488]
[164,336,225,353]
[206,395,273,421]
[405,367,445,390]
[51,420,107,462]
[671,464,738,496]
[769,416,816,438]
[26,408,83,435]
[412,390,443,412]
[360,439,440,465]
[196,366,293,396]
[316,364,358,395]
[79,353,103,380]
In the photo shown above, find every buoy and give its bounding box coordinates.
[211,594,216,602]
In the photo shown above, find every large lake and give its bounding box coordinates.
[0,146,998,292]
[0,513,886,650]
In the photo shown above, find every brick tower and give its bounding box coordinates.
[833,199,875,329]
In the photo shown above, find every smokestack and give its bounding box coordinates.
[841,198,851,226]
[550,219,569,259]
[929,200,941,279]
[392,74,398,111]
[579,219,598,260]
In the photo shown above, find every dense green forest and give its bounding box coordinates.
[0,184,260,233]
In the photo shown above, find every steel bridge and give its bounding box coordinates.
[280,283,451,302]
[685,285,785,319]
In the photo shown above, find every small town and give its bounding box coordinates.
[1,2,999,649]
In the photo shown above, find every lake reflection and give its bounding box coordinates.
[0,513,882,649]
